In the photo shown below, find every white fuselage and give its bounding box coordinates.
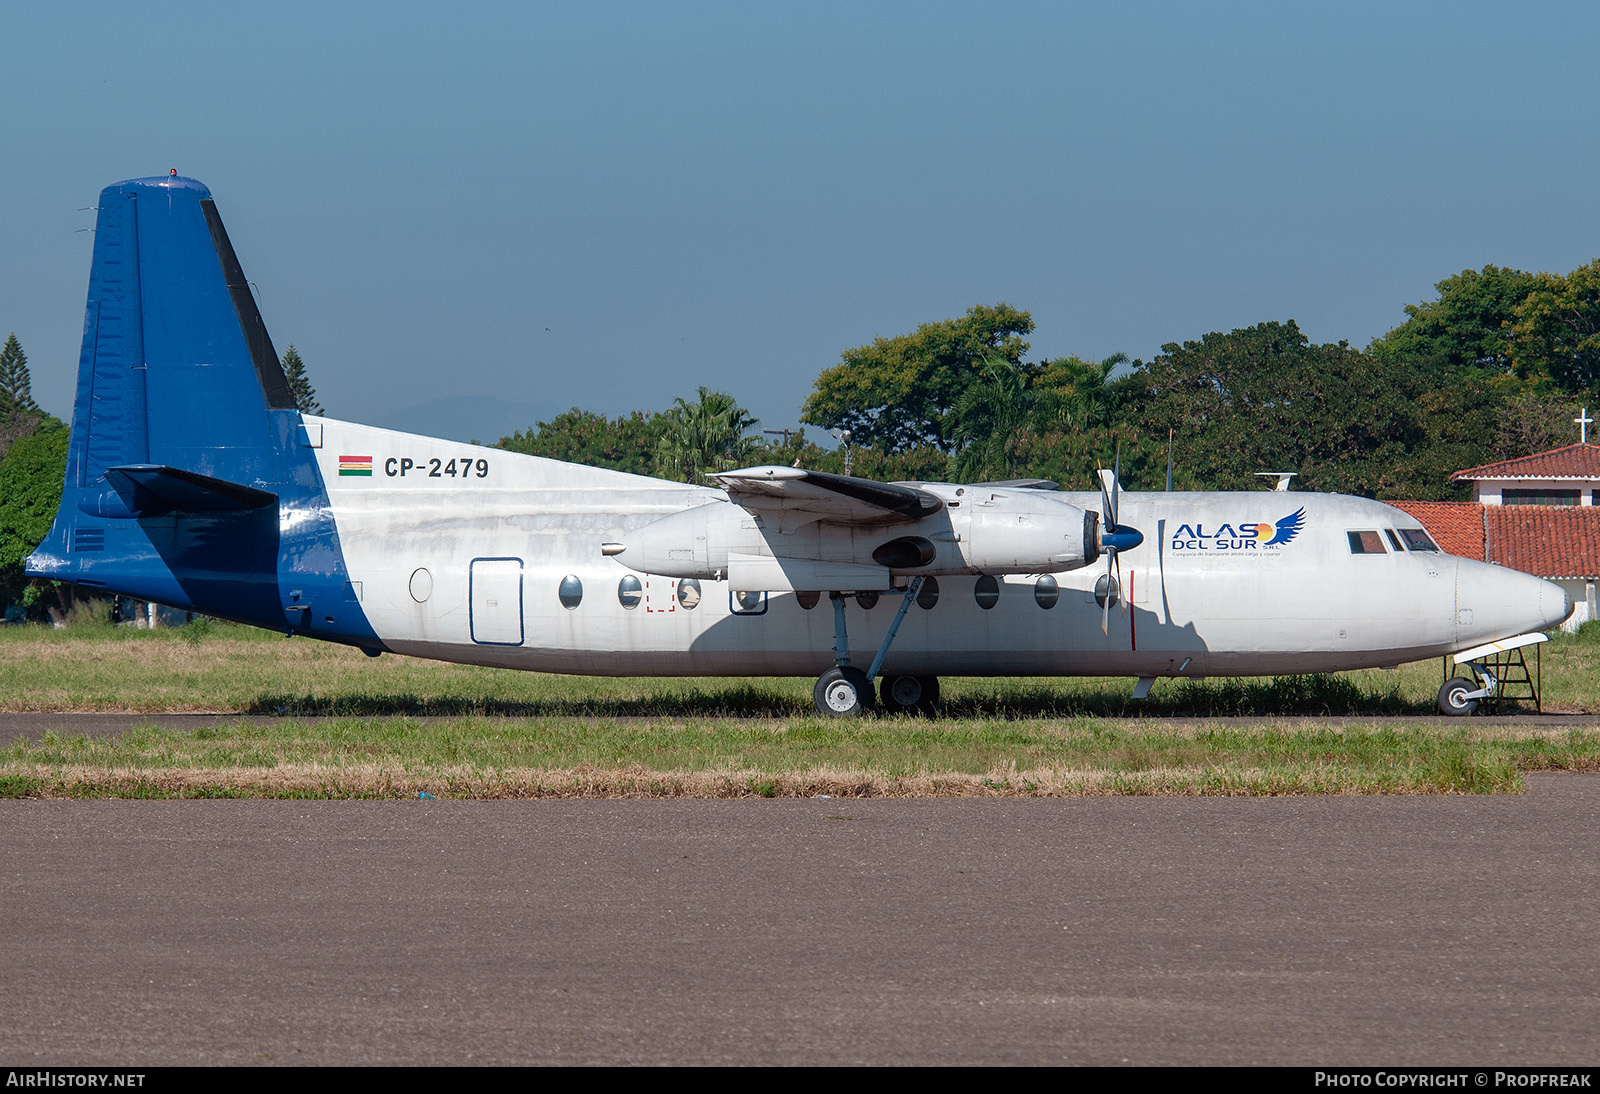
[313,417,1571,679]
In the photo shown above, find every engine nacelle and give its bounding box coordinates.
[608,501,743,579]
[610,487,1100,584]
[955,492,1099,573]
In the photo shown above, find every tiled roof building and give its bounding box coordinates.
[1391,439,1600,631]
[1484,506,1600,580]
[1450,442,1600,506]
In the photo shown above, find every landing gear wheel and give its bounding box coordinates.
[814,667,874,717]
[880,674,940,715]
[1438,677,1479,717]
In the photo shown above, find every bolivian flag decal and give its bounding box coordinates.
[338,455,373,476]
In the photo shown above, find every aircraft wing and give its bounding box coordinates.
[709,466,943,526]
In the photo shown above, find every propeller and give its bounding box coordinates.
[1096,448,1144,635]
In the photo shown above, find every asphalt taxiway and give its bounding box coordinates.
[4,773,1600,1064]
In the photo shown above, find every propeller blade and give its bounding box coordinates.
[1098,467,1117,534]
[1094,455,1137,635]
[1101,552,1111,636]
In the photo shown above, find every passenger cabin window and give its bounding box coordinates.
[1399,528,1439,552]
[1384,529,1405,551]
[731,590,766,615]
[1347,530,1386,554]
[617,574,643,609]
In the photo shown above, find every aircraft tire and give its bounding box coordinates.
[814,667,873,717]
[1437,677,1479,717]
[880,674,940,716]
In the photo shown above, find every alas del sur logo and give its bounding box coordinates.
[1171,507,1306,552]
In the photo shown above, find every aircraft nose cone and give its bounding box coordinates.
[1456,560,1572,644]
[1544,579,1575,630]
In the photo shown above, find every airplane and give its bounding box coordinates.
[26,175,1575,717]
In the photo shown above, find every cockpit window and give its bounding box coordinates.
[1384,529,1405,551]
[1347,530,1386,554]
[1399,528,1439,552]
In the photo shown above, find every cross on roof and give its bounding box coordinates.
[1577,407,1594,445]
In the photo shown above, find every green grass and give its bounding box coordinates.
[5,617,1585,716]
[4,716,1598,798]
[2,619,1597,798]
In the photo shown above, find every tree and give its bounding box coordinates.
[1510,259,1600,394]
[1134,320,1472,498]
[1368,265,1537,373]
[655,387,761,483]
[943,356,1068,482]
[0,426,68,609]
[0,333,37,415]
[280,344,322,415]
[801,304,1034,452]
[1035,352,1138,431]
[1490,390,1596,459]
[496,408,665,476]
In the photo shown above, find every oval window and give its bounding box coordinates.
[856,590,879,610]
[677,578,702,609]
[617,575,642,609]
[559,574,583,610]
[795,590,820,610]
[1034,575,1059,609]
[916,576,940,611]
[974,575,999,610]
[734,590,764,612]
[1094,574,1119,609]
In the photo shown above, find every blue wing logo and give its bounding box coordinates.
[1263,507,1306,547]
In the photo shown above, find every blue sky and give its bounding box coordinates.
[3,2,1597,442]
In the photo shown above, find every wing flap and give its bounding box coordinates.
[709,465,941,526]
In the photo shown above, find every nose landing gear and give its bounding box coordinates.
[1437,676,1482,717]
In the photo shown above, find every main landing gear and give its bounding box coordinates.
[812,579,939,717]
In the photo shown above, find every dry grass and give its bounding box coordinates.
[0,760,1543,799]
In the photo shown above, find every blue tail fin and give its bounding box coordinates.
[29,176,381,648]
[66,175,294,490]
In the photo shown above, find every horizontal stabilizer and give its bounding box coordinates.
[104,464,277,514]
[710,466,942,526]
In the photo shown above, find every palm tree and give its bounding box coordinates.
[655,387,761,483]
[1045,351,1130,430]
[945,356,1067,482]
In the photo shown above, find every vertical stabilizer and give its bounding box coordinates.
[68,175,295,490]
[29,176,381,649]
